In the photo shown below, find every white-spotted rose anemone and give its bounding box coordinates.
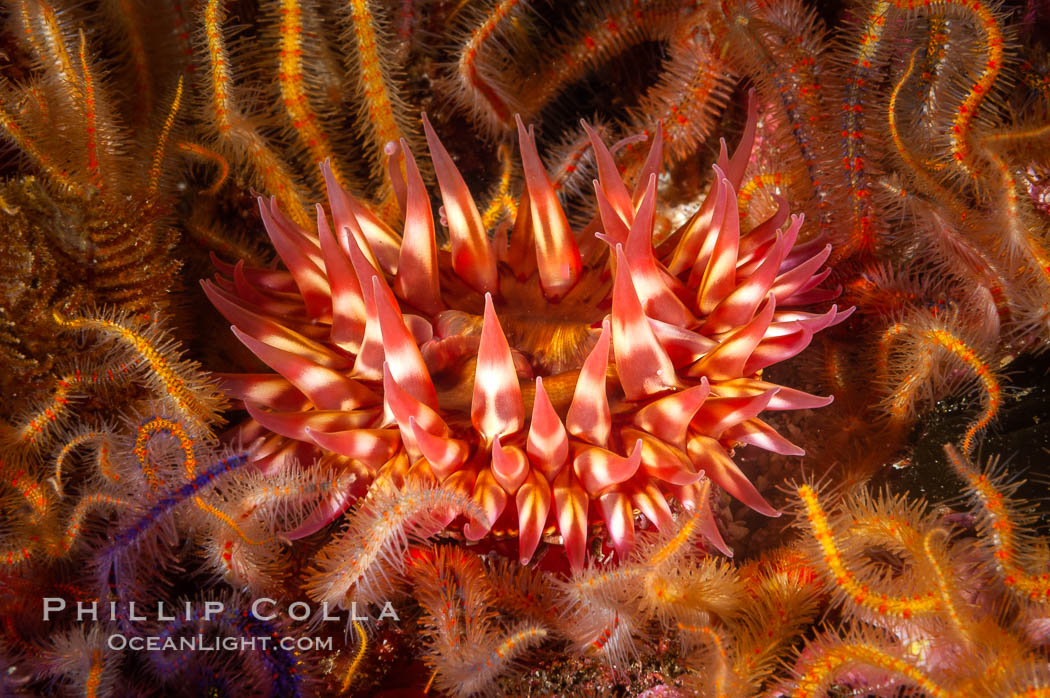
[204,102,850,571]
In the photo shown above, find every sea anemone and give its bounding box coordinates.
[203,102,849,570]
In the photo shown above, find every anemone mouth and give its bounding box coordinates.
[497,294,605,362]
[439,309,603,371]
[433,254,612,375]
[426,271,611,414]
